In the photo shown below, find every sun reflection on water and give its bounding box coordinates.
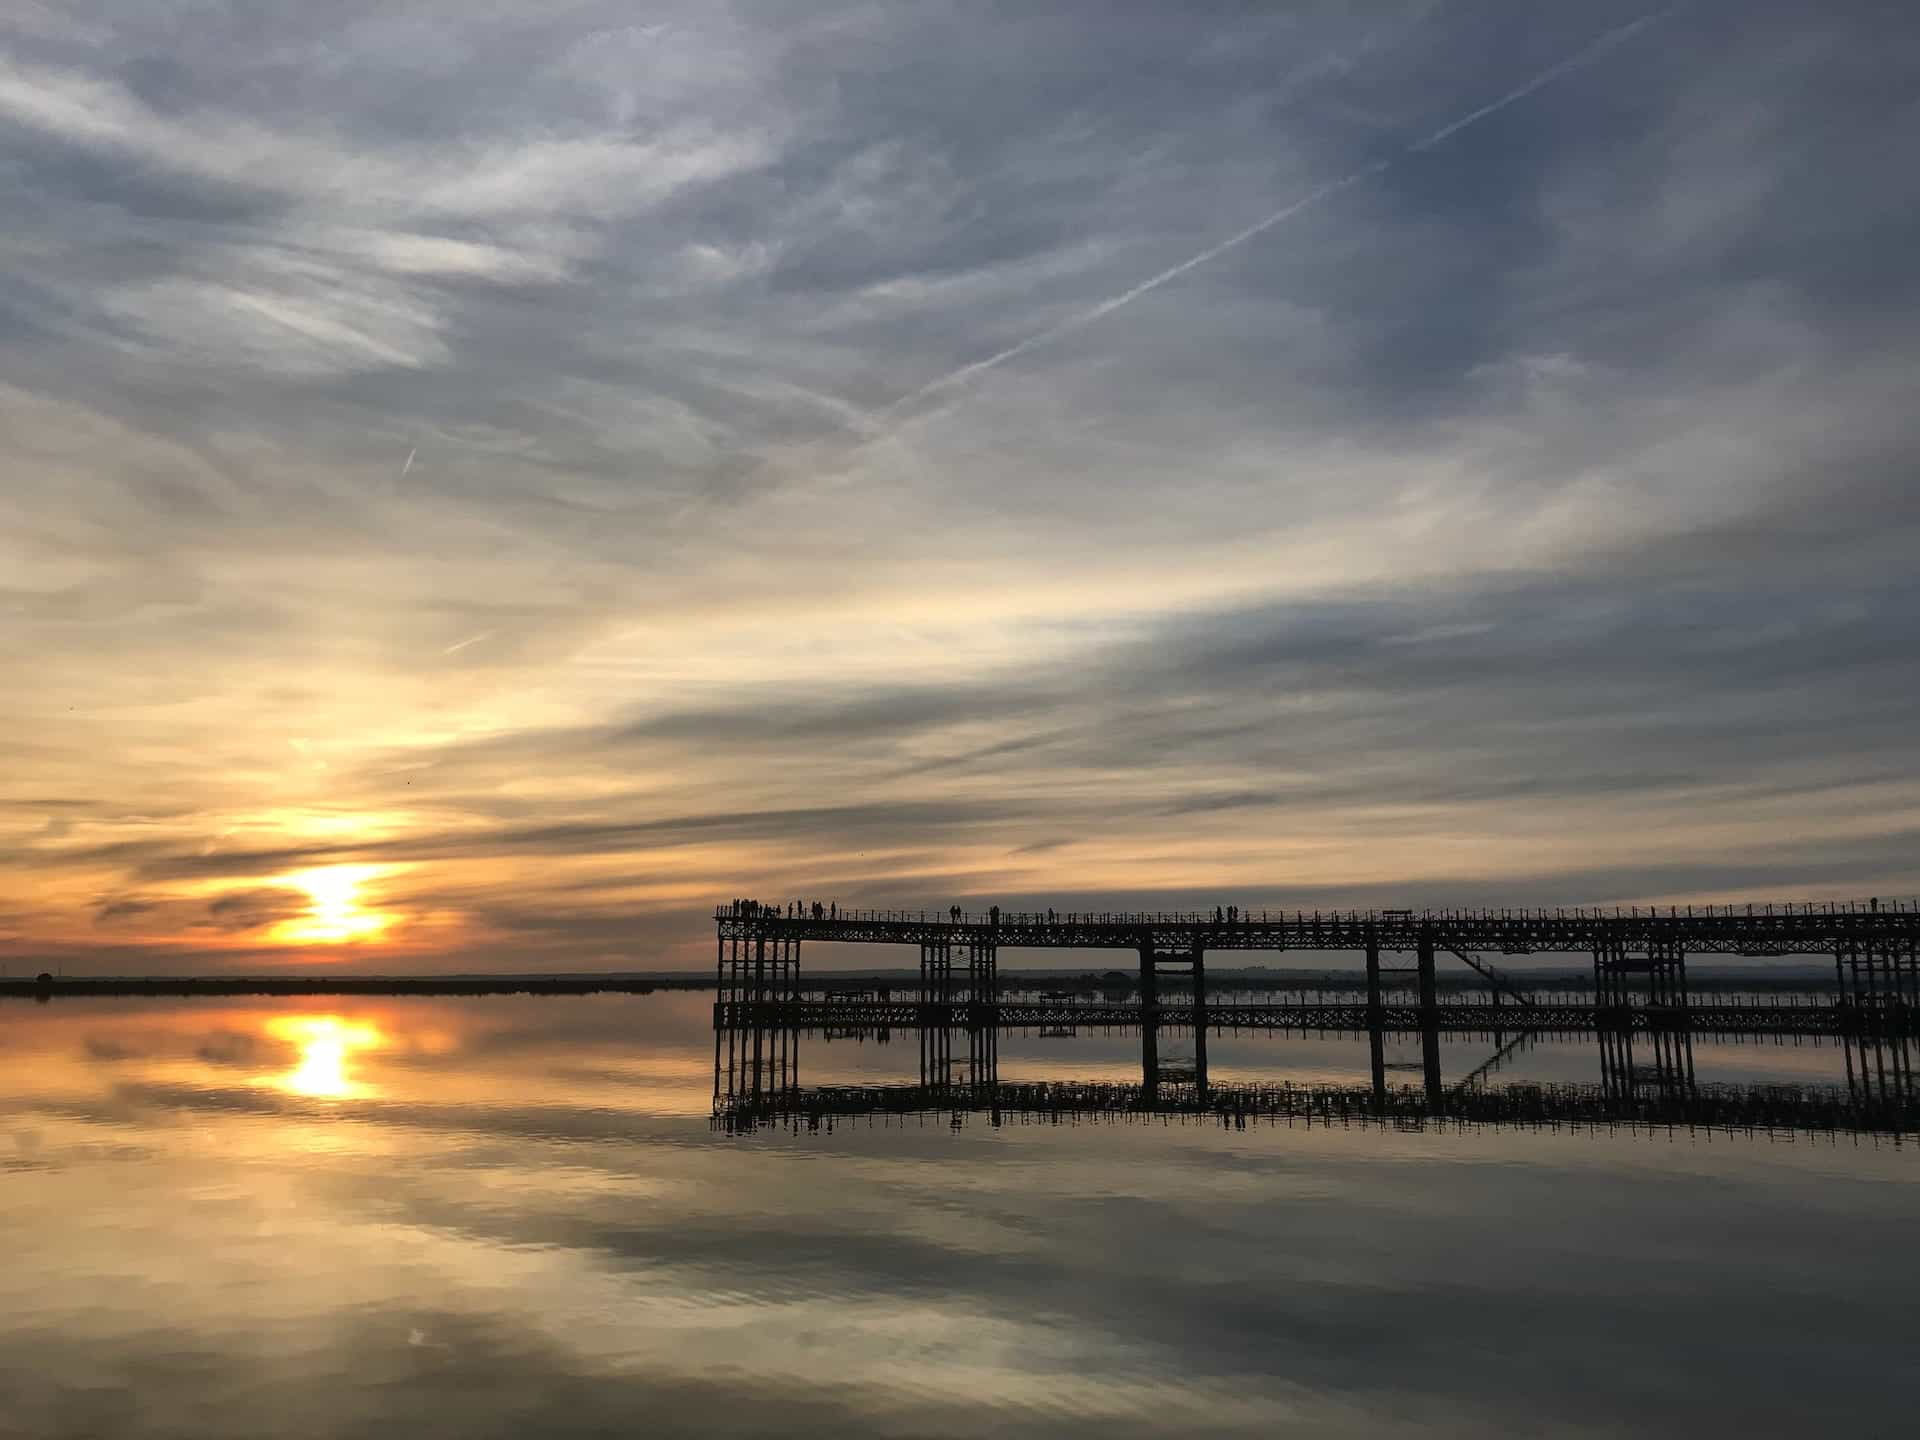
[263,1015,385,1098]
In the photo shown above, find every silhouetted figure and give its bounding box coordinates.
[990,905,999,927]
[830,902,837,920]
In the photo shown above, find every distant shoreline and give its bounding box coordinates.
[0,975,703,999]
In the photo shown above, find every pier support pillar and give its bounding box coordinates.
[1837,936,1917,1117]
[714,927,798,1108]
[1139,944,1159,1092]
[1192,948,1209,1094]
[1138,943,1204,1091]
[1595,938,1695,1102]
[1418,927,1442,1104]
[1365,929,1386,1105]
[732,933,798,1007]
[1594,940,1631,1097]
[967,1021,999,1094]
[921,1020,953,1089]
[751,935,767,1092]
[921,941,952,1009]
[967,942,998,1017]
[1645,940,1694,1096]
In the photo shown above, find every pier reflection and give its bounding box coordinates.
[713,1003,1920,1140]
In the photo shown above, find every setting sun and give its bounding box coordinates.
[263,1015,385,1098]
[271,865,397,946]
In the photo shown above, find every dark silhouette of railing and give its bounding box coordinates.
[717,898,1920,956]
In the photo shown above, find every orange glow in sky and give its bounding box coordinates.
[263,1015,385,1098]
[270,866,397,946]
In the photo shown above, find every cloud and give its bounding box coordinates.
[3,1,1918,970]
[204,887,310,933]
[93,897,156,926]
[0,54,771,221]
[872,8,1678,432]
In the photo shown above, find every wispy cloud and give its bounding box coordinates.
[874,7,1677,429]
[3,1,1916,971]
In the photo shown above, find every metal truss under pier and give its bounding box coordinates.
[714,998,1888,1039]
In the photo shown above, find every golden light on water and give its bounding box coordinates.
[263,1015,385,1098]
[271,865,396,945]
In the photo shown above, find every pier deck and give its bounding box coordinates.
[718,901,1920,957]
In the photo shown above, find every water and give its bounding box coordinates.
[3,992,1914,1438]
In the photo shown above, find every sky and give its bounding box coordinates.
[4,1,1918,974]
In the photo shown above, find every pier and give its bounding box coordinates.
[714,899,1920,1135]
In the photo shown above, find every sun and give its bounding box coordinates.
[271,865,397,945]
[262,1015,385,1098]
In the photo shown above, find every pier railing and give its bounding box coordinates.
[720,899,1918,925]
[715,899,1920,956]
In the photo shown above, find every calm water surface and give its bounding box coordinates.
[3,992,1914,1438]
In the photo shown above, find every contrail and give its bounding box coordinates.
[1412,6,1675,151]
[441,630,494,656]
[400,447,416,478]
[876,7,1675,426]
[873,161,1390,423]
